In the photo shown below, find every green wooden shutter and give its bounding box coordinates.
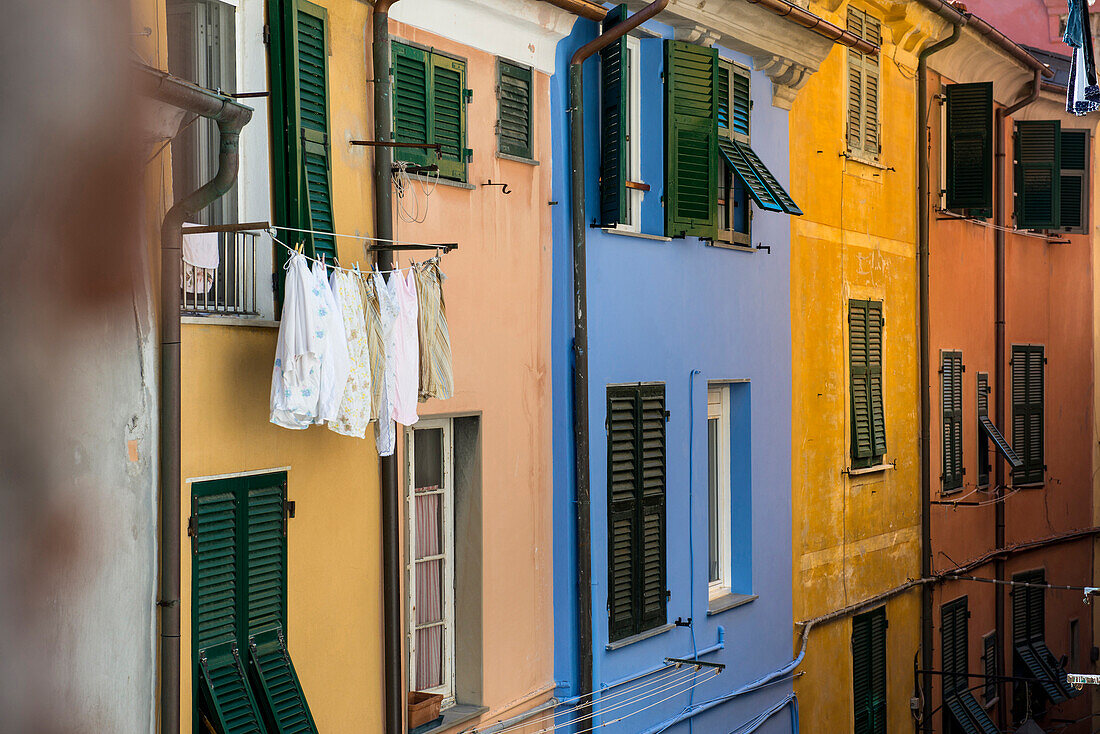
[846,10,865,151]
[293,2,335,262]
[1026,571,1045,643]
[733,142,802,215]
[850,300,874,463]
[853,607,886,734]
[249,626,319,733]
[193,491,240,655]
[976,373,990,487]
[941,598,968,696]
[392,42,432,168]
[599,4,629,227]
[498,59,533,160]
[1012,574,1029,646]
[665,40,718,238]
[246,481,288,634]
[945,83,993,214]
[719,138,783,212]
[983,633,997,703]
[1060,129,1088,233]
[867,301,886,458]
[869,609,887,734]
[847,9,881,156]
[1011,346,1044,485]
[1015,120,1062,229]
[941,351,964,491]
[607,387,639,641]
[198,641,266,734]
[637,384,667,631]
[431,53,468,181]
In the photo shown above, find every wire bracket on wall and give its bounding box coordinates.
[350,140,443,159]
[482,179,511,194]
[755,243,772,254]
[665,657,725,672]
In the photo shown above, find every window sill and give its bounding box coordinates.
[411,704,488,734]
[600,227,672,242]
[606,623,675,651]
[842,152,887,170]
[181,315,279,329]
[706,240,754,253]
[496,151,539,166]
[707,593,757,615]
[1013,481,1046,489]
[405,173,476,190]
[845,461,894,476]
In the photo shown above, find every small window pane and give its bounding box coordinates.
[708,417,720,583]
[415,558,444,625]
[415,625,444,689]
[414,428,444,489]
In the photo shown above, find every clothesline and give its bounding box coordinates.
[934,209,1070,242]
[272,223,457,250]
[270,232,431,275]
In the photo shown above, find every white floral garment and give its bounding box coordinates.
[328,270,372,438]
[270,254,324,429]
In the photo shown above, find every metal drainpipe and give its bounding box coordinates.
[993,68,1041,730]
[372,2,404,733]
[567,0,667,726]
[144,67,252,734]
[917,23,961,733]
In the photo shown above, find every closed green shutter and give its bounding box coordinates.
[847,9,881,157]
[850,300,886,467]
[249,626,318,733]
[198,641,266,734]
[247,483,287,633]
[193,491,240,652]
[945,83,993,215]
[1060,129,1088,233]
[606,384,666,641]
[941,351,964,491]
[599,4,629,227]
[941,597,968,696]
[976,373,990,487]
[983,634,997,703]
[431,53,468,181]
[1011,345,1044,485]
[1015,120,1062,229]
[665,40,718,238]
[867,302,886,458]
[853,607,886,734]
[498,59,533,160]
[392,43,470,180]
[392,42,432,168]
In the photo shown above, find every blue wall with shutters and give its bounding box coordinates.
[550,13,795,734]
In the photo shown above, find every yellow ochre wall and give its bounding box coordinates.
[789,2,928,731]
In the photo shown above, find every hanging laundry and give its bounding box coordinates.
[270,253,325,429]
[413,259,454,401]
[371,267,400,456]
[389,266,420,426]
[363,271,388,424]
[327,269,373,438]
[310,260,351,423]
[181,223,220,294]
[1065,0,1099,114]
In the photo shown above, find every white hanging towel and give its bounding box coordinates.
[181,222,220,294]
[373,268,400,456]
[270,253,324,429]
[311,260,351,424]
[389,267,420,426]
[328,269,373,438]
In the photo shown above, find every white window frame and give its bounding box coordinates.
[611,34,644,233]
[406,418,457,707]
[707,386,732,600]
[715,57,752,247]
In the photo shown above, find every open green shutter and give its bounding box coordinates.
[193,491,240,651]
[302,139,336,262]
[941,351,963,490]
[1060,129,1088,232]
[247,480,287,634]
[945,83,993,214]
[607,387,639,641]
[249,626,319,733]
[431,53,468,181]
[392,42,432,168]
[719,138,783,212]
[1011,346,1044,485]
[293,2,335,262]
[1015,120,1061,229]
[731,65,750,141]
[599,4,629,226]
[199,641,266,734]
[637,384,666,631]
[734,143,802,215]
[498,59,533,160]
[665,40,718,238]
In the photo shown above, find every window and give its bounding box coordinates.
[941,351,964,491]
[407,419,457,705]
[707,386,731,598]
[846,7,882,159]
[1015,120,1062,230]
[944,83,993,217]
[497,58,533,161]
[852,606,886,734]
[849,300,886,469]
[190,472,318,734]
[1012,569,1076,719]
[1060,129,1089,234]
[270,0,337,263]
[1011,345,1044,486]
[663,40,800,240]
[715,59,752,245]
[976,373,990,487]
[392,42,470,182]
[599,6,642,229]
[606,383,667,642]
[983,632,998,705]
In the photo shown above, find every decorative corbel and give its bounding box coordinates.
[674,23,721,47]
[755,54,813,110]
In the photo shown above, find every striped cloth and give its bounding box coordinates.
[360,271,387,422]
[413,259,454,401]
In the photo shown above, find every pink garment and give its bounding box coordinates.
[389,268,420,426]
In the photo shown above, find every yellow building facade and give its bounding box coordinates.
[789,2,939,731]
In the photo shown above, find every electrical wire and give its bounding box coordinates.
[273,223,455,249]
[941,573,1098,594]
[934,207,1068,241]
[270,233,430,275]
[566,669,723,734]
[393,160,439,223]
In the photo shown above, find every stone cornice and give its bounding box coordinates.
[925,24,1040,107]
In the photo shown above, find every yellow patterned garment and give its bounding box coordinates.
[413,259,454,401]
[361,271,387,423]
[327,270,372,438]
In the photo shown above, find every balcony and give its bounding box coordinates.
[181,227,270,318]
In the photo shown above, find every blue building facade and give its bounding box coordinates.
[550,6,801,733]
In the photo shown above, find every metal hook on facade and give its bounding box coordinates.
[482,179,511,195]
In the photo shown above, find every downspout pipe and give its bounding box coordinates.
[992,68,1041,730]
[140,65,252,734]
[567,0,667,726]
[917,23,961,734]
[372,2,404,733]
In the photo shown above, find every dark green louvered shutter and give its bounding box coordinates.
[850,300,886,467]
[1011,345,1044,485]
[847,8,881,156]
[600,4,629,226]
[249,626,318,733]
[247,482,287,634]
[665,41,718,238]
[853,607,886,734]
[1060,129,1089,233]
[945,83,993,215]
[431,53,468,181]
[1015,120,1062,229]
[498,59,533,160]
[637,384,667,631]
[977,373,990,487]
[867,302,886,458]
[198,641,266,734]
[941,351,964,491]
[392,42,432,168]
[983,634,997,703]
[941,598,968,696]
[193,491,240,652]
[607,386,639,642]
[294,2,335,262]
